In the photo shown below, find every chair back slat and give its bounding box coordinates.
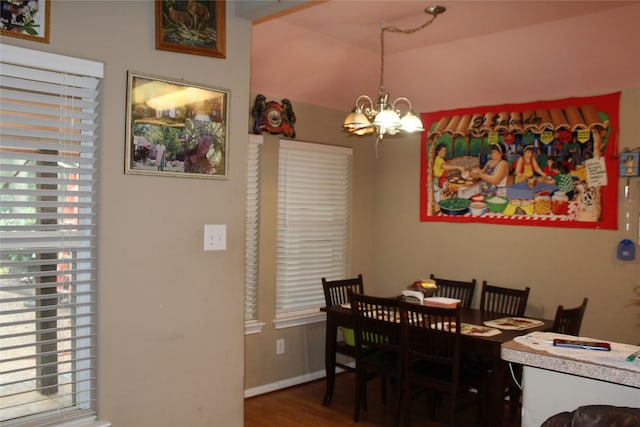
[480,281,530,316]
[430,274,477,309]
[400,301,461,370]
[322,274,364,306]
[552,298,588,336]
[348,292,402,353]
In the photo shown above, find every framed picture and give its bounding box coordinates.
[0,0,50,43]
[125,71,229,179]
[620,151,639,177]
[155,0,225,58]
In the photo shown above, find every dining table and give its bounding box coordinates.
[321,301,554,427]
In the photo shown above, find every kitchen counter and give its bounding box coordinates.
[501,332,640,427]
[502,338,640,388]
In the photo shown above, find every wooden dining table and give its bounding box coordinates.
[321,303,554,427]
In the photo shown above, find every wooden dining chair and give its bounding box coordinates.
[349,291,404,426]
[479,281,530,316]
[430,274,477,309]
[479,281,530,422]
[321,275,364,405]
[552,298,588,336]
[322,274,364,310]
[398,300,485,426]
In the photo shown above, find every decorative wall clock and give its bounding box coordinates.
[251,95,296,138]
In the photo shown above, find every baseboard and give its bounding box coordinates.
[244,362,355,398]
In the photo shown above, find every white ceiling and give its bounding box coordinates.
[247,1,640,114]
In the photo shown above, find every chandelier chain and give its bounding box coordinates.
[379,13,439,92]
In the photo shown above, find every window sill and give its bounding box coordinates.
[273,312,325,329]
[245,320,266,335]
[62,417,111,427]
[11,415,110,427]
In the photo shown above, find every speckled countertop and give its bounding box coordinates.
[502,338,640,388]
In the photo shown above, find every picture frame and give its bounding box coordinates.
[619,151,639,177]
[155,0,225,58]
[125,71,230,179]
[0,0,50,43]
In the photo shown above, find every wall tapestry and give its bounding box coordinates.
[420,92,620,229]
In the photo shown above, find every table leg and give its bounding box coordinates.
[323,320,338,406]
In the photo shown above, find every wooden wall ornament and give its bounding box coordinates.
[251,95,296,138]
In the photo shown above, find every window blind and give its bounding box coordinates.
[245,134,262,325]
[275,140,352,319]
[0,45,103,425]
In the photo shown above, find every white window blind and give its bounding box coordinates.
[245,134,263,333]
[275,140,352,321]
[0,45,103,425]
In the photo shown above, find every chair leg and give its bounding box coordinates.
[402,383,412,427]
[354,368,365,422]
[353,370,363,422]
[381,375,387,405]
[449,390,457,427]
[509,386,521,423]
[392,375,404,427]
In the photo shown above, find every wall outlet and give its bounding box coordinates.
[276,338,285,355]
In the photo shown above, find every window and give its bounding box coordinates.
[274,140,352,328]
[0,45,103,426]
[245,134,264,334]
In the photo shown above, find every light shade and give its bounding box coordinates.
[372,108,401,130]
[400,111,425,133]
[343,108,371,130]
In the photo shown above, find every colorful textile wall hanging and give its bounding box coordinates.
[420,92,620,229]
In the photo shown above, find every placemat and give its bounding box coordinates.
[433,321,501,337]
[484,317,544,330]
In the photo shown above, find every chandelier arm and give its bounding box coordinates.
[391,96,413,113]
[355,94,375,118]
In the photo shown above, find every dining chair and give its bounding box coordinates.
[479,281,530,316]
[479,281,530,423]
[398,300,485,426]
[552,297,588,336]
[430,274,477,309]
[349,291,404,426]
[321,275,364,405]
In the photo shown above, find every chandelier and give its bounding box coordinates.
[343,5,446,152]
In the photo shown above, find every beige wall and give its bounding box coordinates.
[3,1,251,426]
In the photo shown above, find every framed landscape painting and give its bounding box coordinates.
[125,71,229,179]
[155,0,225,58]
[0,0,50,43]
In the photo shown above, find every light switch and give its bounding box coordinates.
[204,224,226,251]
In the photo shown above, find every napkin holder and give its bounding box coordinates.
[402,290,424,304]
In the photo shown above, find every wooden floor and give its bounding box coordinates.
[245,372,521,427]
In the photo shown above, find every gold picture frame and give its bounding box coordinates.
[125,71,230,179]
[155,0,226,58]
[0,0,50,43]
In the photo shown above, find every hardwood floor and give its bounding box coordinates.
[244,372,522,427]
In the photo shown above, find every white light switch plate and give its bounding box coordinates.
[204,224,226,251]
